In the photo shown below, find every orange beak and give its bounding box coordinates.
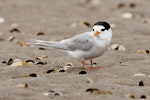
[93,31,100,37]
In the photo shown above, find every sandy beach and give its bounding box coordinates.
[0,0,150,100]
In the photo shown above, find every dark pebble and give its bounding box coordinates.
[37,32,45,36]
[59,70,65,72]
[47,69,55,73]
[140,95,146,99]
[139,81,144,86]
[29,73,37,77]
[129,3,136,8]
[1,61,7,64]
[38,48,46,50]
[79,71,87,75]
[7,58,13,65]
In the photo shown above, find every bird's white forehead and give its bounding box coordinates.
[93,25,105,30]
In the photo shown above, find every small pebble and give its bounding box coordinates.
[43,92,49,96]
[0,17,5,23]
[80,21,91,27]
[139,81,144,86]
[129,3,136,8]
[79,71,87,75]
[121,12,133,19]
[103,90,112,94]
[117,2,126,8]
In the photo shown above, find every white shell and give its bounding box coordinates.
[121,12,133,19]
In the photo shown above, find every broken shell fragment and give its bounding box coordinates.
[1,61,7,64]
[86,88,101,94]
[121,12,133,19]
[111,44,126,51]
[103,90,112,94]
[25,60,34,64]
[126,93,135,99]
[59,70,65,72]
[38,48,46,50]
[137,50,150,54]
[36,61,47,65]
[16,41,28,47]
[16,83,28,88]
[7,36,15,41]
[117,2,126,9]
[36,55,48,60]
[86,77,93,83]
[63,63,73,70]
[43,92,49,96]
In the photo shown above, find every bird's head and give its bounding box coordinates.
[92,22,112,42]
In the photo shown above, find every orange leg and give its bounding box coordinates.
[82,59,90,71]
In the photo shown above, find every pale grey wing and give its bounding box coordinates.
[61,32,94,51]
[30,39,68,50]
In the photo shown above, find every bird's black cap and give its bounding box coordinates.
[93,22,110,30]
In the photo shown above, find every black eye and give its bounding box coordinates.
[101,29,105,31]
[92,29,94,31]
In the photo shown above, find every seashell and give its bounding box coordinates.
[86,77,93,83]
[111,44,126,51]
[54,92,63,96]
[121,12,133,19]
[6,36,15,41]
[86,88,101,94]
[79,71,87,75]
[10,28,20,33]
[139,81,144,86]
[126,93,135,99]
[10,61,23,67]
[137,50,150,54]
[70,23,78,27]
[11,23,19,28]
[0,17,5,23]
[16,83,28,88]
[7,58,13,65]
[63,63,73,70]
[37,32,45,36]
